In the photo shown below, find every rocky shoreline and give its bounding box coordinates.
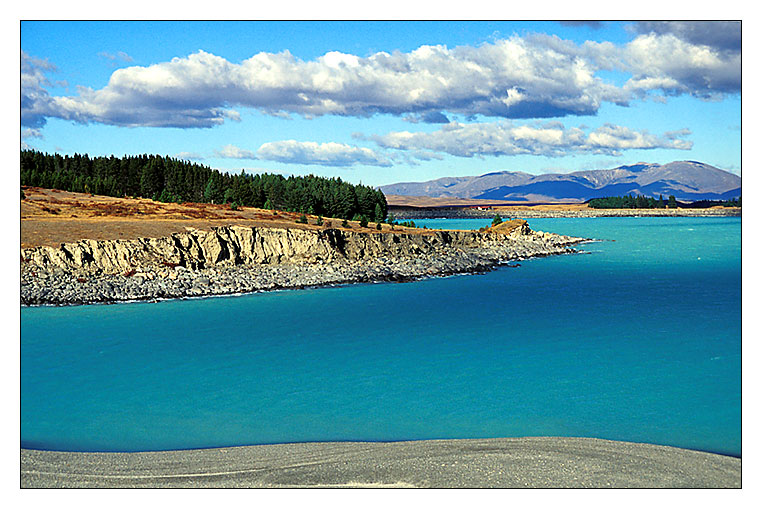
[21,223,588,306]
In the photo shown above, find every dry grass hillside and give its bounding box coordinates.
[20,187,422,248]
[487,219,529,234]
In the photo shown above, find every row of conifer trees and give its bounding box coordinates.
[587,194,677,209]
[20,149,388,222]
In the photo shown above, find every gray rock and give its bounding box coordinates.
[20,225,590,306]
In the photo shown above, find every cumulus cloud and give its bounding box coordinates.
[257,140,392,167]
[21,129,41,150]
[621,31,740,99]
[21,50,237,128]
[21,127,43,149]
[372,121,693,157]
[21,51,58,128]
[214,144,258,159]
[21,24,740,129]
[403,111,451,124]
[19,40,624,128]
[21,128,43,139]
[633,21,741,52]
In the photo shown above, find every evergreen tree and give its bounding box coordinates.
[374,203,384,223]
[335,185,357,219]
[230,171,254,206]
[204,173,224,204]
[140,157,164,198]
[19,149,392,221]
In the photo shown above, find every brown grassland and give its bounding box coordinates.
[20,187,421,249]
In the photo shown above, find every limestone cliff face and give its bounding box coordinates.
[20,222,548,276]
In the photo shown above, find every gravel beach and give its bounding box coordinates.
[20,437,741,488]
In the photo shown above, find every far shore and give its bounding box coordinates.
[389,203,741,220]
[21,436,741,488]
[384,193,741,219]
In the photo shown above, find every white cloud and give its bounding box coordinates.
[21,128,43,139]
[633,21,741,52]
[21,23,740,129]
[621,33,740,99]
[21,51,58,128]
[174,151,205,161]
[585,124,693,152]
[257,140,392,167]
[214,144,258,159]
[21,128,43,150]
[372,121,693,158]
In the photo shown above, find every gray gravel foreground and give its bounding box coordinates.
[20,437,741,488]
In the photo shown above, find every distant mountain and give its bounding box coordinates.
[380,161,741,203]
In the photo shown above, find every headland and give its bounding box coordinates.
[21,187,588,306]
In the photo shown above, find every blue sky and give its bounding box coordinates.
[21,20,741,187]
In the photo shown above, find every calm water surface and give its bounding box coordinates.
[21,217,741,455]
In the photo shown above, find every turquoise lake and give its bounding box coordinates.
[20,217,742,456]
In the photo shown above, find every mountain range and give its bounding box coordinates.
[380,161,741,203]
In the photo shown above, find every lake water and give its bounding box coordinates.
[20,217,742,456]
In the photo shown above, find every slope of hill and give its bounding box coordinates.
[380,161,741,203]
[20,186,405,249]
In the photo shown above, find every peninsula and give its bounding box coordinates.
[21,187,587,306]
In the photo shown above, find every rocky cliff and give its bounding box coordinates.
[21,223,540,276]
[20,222,585,306]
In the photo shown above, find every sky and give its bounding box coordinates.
[20,20,742,187]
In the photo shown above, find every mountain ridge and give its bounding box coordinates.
[380,161,741,203]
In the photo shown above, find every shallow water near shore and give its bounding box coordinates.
[21,217,741,456]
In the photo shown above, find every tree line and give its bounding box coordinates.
[20,150,388,222]
[681,197,741,209]
[587,194,675,209]
[587,194,740,209]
